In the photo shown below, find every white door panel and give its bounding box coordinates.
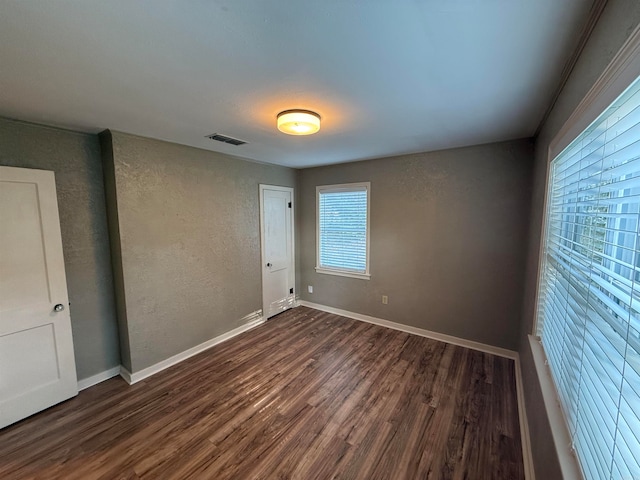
[0,182,50,309]
[0,166,77,429]
[260,185,295,319]
[264,194,288,271]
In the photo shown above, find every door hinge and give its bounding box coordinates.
[289,288,294,294]
[288,202,292,208]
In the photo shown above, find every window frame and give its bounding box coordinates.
[534,27,640,334]
[315,182,371,280]
[531,24,640,480]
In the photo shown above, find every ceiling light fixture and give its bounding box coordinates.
[277,110,321,135]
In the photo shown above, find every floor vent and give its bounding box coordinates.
[206,133,247,146]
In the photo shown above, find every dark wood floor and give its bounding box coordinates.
[0,306,524,479]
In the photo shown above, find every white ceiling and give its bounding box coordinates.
[0,0,591,168]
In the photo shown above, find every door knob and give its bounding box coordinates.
[266,263,272,267]
[54,304,65,312]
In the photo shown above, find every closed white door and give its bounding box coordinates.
[260,185,295,319]
[0,166,77,429]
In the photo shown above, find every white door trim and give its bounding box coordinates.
[259,184,295,319]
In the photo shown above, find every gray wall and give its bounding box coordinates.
[102,131,296,372]
[518,2,640,478]
[299,139,534,350]
[0,117,120,381]
[100,132,132,371]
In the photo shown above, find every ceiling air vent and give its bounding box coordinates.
[206,133,247,146]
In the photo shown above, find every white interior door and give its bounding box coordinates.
[0,166,77,429]
[260,185,295,319]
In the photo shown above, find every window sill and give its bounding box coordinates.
[315,267,370,280]
[528,335,582,479]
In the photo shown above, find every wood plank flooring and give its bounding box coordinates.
[0,306,524,479]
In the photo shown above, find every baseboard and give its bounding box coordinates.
[119,310,265,385]
[119,365,133,384]
[298,300,518,359]
[77,366,121,391]
[514,356,536,480]
[299,300,533,478]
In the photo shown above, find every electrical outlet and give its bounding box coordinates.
[308,285,313,294]
[382,295,388,304]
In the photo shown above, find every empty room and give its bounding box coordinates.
[1,1,639,479]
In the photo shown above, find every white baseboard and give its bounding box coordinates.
[298,300,517,359]
[119,365,133,385]
[514,356,536,480]
[119,310,265,385]
[77,366,121,391]
[298,300,534,479]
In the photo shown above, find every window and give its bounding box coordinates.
[536,76,640,479]
[316,183,370,279]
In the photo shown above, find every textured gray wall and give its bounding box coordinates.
[99,131,133,371]
[299,139,534,350]
[519,2,640,478]
[103,131,296,372]
[0,117,120,380]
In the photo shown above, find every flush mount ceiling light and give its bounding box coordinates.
[277,110,321,135]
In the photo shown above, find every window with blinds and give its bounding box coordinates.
[536,76,640,479]
[316,183,370,279]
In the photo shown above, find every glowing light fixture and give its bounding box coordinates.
[277,110,321,135]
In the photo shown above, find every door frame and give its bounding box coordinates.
[259,184,295,319]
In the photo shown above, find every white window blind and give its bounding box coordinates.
[316,183,369,278]
[537,76,640,479]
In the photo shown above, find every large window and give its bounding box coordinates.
[536,76,640,479]
[316,183,370,279]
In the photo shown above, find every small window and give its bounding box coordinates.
[316,182,370,279]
